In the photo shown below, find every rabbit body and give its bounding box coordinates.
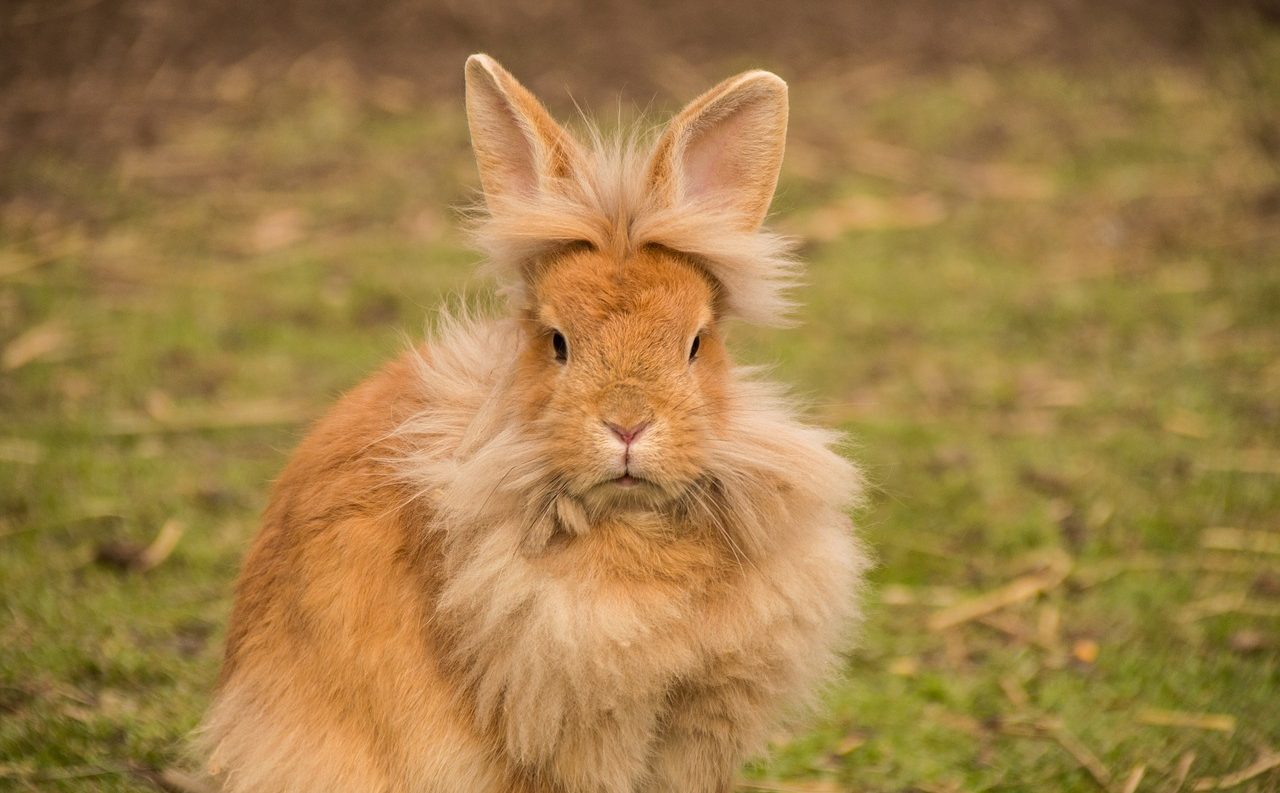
[202,55,867,793]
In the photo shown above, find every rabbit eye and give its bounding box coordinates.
[688,333,701,362]
[551,330,568,363]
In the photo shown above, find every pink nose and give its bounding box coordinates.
[605,421,649,446]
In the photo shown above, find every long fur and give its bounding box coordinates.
[473,130,802,327]
[200,55,869,793]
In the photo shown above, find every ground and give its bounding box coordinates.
[1,7,1279,792]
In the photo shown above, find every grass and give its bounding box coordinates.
[2,38,1279,793]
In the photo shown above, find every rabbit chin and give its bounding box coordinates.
[578,470,686,513]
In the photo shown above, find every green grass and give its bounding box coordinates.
[2,46,1279,792]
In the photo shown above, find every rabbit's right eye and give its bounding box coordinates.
[551,330,568,363]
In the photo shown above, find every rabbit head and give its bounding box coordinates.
[462,54,797,518]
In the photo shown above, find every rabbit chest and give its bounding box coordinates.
[434,506,853,782]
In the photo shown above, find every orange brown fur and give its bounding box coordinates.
[201,54,868,793]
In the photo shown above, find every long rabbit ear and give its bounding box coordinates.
[646,70,788,232]
[464,54,582,205]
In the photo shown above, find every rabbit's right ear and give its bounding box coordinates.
[464,54,582,206]
[646,70,788,233]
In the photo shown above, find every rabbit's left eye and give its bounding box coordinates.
[551,330,568,363]
[688,334,701,362]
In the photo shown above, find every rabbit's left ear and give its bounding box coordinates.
[646,70,789,232]
[464,54,583,206]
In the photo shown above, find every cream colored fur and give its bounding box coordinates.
[200,54,868,793]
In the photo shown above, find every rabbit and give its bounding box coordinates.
[199,53,868,793]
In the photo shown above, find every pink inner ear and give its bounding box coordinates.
[479,98,540,198]
[680,109,754,205]
[502,126,540,197]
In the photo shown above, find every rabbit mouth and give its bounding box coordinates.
[582,470,682,511]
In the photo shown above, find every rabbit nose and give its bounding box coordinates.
[605,420,649,446]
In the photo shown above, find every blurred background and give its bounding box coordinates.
[1,2,1278,791]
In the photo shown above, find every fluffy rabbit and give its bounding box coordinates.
[200,53,868,793]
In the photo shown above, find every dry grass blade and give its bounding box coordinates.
[999,675,1030,709]
[1170,752,1197,793]
[94,519,184,572]
[0,763,128,782]
[879,584,959,606]
[796,193,946,241]
[1051,724,1114,791]
[1178,593,1280,622]
[0,250,44,279]
[0,438,43,465]
[2,321,69,370]
[136,767,217,793]
[1200,528,1280,556]
[976,613,1035,643]
[1136,709,1235,734]
[1200,452,1280,476]
[1038,603,1063,650]
[843,136,1054,200]
[1191,749,1280,790]
[1120,764,1146,793]
[736,779,844,792]
[249,208,306,254]
[136,519,185,571]
[102,401,317,436]
[1073,554,1274,589]
[1000,719,1112,791]
[1177,593,1245,623]
[1163,408,1210,438]
[0,510,123,542]
[928,552,1072,631]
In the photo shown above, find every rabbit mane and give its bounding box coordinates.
[472,128,801,327]
[384,310,867,767]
